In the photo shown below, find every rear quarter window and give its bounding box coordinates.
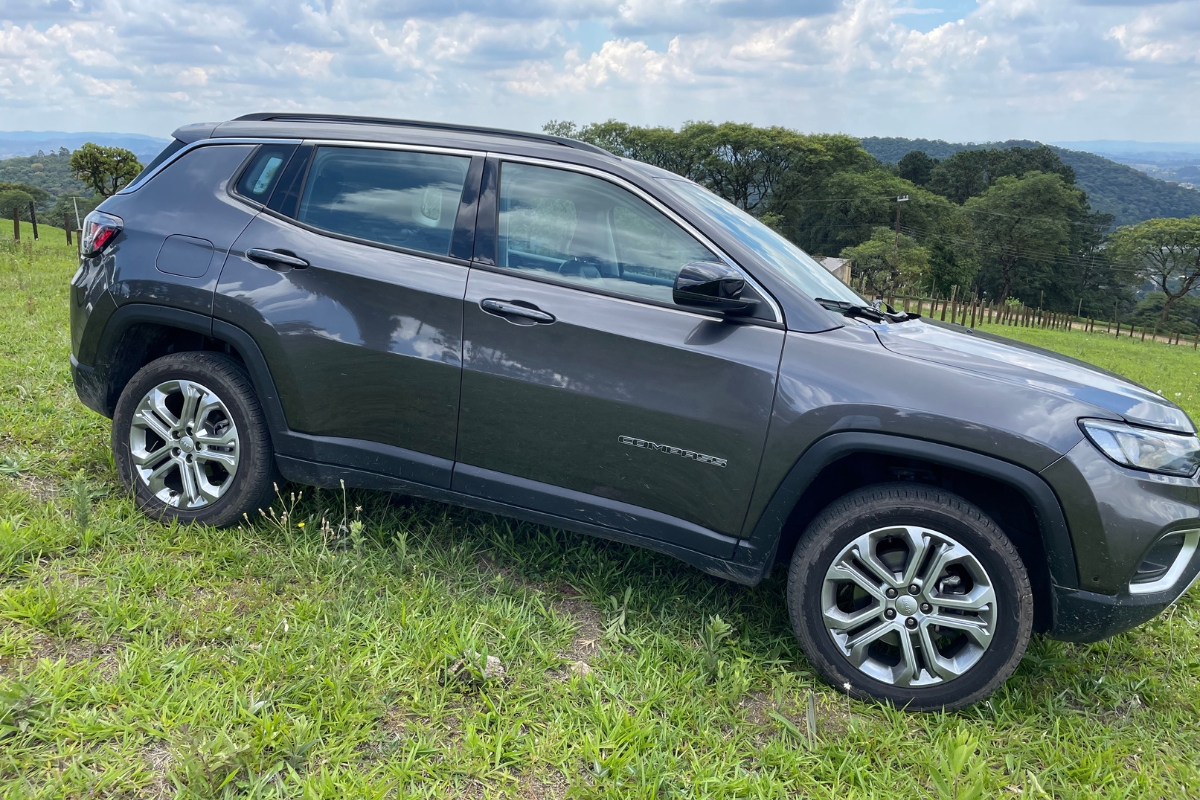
[234,144,297,203]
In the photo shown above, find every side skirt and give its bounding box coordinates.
[275,455,761,586]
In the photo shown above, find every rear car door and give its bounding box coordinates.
[455,160,785,556]
[215,143,482,488]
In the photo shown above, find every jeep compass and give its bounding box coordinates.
[70,114,1200,710]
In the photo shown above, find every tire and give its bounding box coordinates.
[786,483,1033,711]
[112,352,279,528]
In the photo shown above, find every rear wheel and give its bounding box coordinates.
[112,352,278,528]
[786,483,1033,711]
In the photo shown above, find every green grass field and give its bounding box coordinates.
[2,229,1199,798]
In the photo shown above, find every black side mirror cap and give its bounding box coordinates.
[673,261,759,315]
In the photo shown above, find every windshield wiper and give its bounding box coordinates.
[814,298,918,323]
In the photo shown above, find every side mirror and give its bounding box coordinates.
[673,261,758,315]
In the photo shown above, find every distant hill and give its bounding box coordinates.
[0,149,91,200]
[860,136,1200,225]
[0,131,170,161]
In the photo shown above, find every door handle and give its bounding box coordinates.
[480,298,556,324]
[246,248,309,269]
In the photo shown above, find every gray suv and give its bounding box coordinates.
[70,114,1200,710]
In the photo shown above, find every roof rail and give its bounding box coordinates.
[233,113,611,155]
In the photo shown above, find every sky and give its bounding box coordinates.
[1,0,1199,143]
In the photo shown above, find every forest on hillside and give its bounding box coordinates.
[860,137,1200,225]
[0,148,101,226]
[548,120,1200,334]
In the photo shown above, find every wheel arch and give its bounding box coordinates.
[90,305,288,446]
[746,433,1078,632]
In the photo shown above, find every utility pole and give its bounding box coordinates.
[893,195,910,261]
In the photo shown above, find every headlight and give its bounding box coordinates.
[1080,419,1200,477]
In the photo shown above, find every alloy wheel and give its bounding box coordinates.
[128,379,240,509]
[821,525,997,687]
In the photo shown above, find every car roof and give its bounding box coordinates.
[172,113,633,165]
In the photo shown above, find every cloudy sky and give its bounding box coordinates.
[2,0,1199,143]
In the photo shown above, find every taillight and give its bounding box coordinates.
[81,211,123,257]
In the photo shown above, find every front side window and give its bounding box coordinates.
[498,162,717,304]
[661,177,865,305]
[297,147,471,257]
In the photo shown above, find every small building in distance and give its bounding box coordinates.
[817,256,852,285]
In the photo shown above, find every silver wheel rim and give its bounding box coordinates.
[128,379,240,509]
[821,525,997,687]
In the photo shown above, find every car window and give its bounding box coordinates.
[498,162,717,303]
[661,177,865,305]
[235,144,296,203]
[297,147,471,257]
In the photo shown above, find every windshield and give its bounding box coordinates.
[661,177,865,306]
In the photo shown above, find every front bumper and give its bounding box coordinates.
[1041,438,1200,640]
[1050,558,1200,642]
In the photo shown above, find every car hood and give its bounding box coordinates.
[871,319,1195,433]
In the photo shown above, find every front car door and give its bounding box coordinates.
[455,159,785,557]
[216,143,482,488]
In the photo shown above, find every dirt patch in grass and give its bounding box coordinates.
[517,770,569,799]
[555,590,603,664]
[4,472,58,503]
[1,624,122,681]
[140,742,173,800]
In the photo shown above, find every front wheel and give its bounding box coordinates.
[786,483,1033,711]
[112,352,278,528]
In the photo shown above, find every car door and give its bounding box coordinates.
[455,159,785,556]
[215,143,482,488]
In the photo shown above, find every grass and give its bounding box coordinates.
[1,228,1199,798]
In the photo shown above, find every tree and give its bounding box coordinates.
[0,181,51,221]
[897,151,937,186]
[69,143,142,197]
[1108,217,1200,332]
[965,172,1085,305]
[927,146,1075,204]
[544,119,871,217]
[0,187,36,222]
[1125,293,1200,336]
[839,227,931,294]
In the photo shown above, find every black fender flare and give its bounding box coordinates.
[740,432,1079,588]
[90,304,289,442]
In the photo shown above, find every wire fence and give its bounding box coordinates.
[855,277,1200,350]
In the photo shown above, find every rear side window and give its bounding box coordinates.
[296,147,471,257]
[235,144,296,203]
[131,138,186,185]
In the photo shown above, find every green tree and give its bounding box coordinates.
[785,169,975,294]
[69,143,142,197]
[0,187,36,222]
[0,182,51,221]
[1108,216,1200,332]
[897,151,937,186]
[928,146,1075,204]
[965,172,1085,305]
[1125,293,1200,336]
[839,227,931,294]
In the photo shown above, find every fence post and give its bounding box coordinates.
[1115,321,1121,337]
[1194,331,1199,350]
[1141,326,1147,341]
[11,206,18,241]
[64,213,72,245]
[28,201,38,240]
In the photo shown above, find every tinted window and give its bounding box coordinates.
[498,163,716,303]
[297,147,471,257]
[235,144,296,203]
[662,177,865,305]
[131,138,186,185]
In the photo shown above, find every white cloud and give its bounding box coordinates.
[0,0,1198,142]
